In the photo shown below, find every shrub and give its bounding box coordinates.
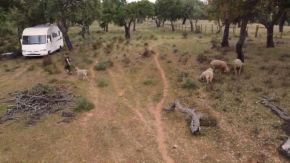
[94,62,106,71]
[136,36,142,40]
[48,78,59,83]
[27,65,35,71]
[150,34,155,40]
[92,41,102,50]
[143,79,155,86]
[74,98,94,112]
[44,64,61,75]
[97,79,109,87]
[182,31,188,39]
[42,56,52,67]
[211,37,221,49]
[118,36,125,43]
[122,57,131,65]
[103,60,114,68]
[182,79,197,90]
[200,114,218,127]
[141,48,151,57]
[125,40,130,46]
[197,54,208,63]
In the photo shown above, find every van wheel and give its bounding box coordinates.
[48,51,51,55]
[58,46,62,52]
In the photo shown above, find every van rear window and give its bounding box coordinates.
[23,35,46,45]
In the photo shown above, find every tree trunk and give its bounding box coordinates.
[125,25,131,39]
[182,18,187,25]
[58,10,73,50]
[279,12,287,33]
[266,25,275,48]
[81,26,85,39]
[171,21,175,31]
[217,19,221,34]
[190,19,193,32]
[221,14,230,47]
[155,20,161,27]
[237,21,241,28]
[17,25,22,50]
[236,18,248,63]
[63,31,73,50]
[133,20,136,31]
[86,25,90,35]
[162,21,165,27]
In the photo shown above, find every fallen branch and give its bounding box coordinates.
[164,100,200,134]
[257,97,290,159]
[257,97,290,122]
[0,84,75,125]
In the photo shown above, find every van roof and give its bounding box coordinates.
[22,25,58,36]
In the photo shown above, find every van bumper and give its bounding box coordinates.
[22,51,48,56]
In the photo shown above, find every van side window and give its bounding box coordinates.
[52,32,58,38]
[58,31,61,36]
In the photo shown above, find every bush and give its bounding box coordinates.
[74,98,94,112]
[42,56,52,67]
[182,31,188,39]
[94,62,106,71]
[118,36,125,43]
[197,54,208,63]
[103,60,114,68]
[182,78,197,90]
[200,114,218,127]
[27,65,35,71]
[44,63,61,75]
[143,79,155,86]
[97,79,109,87]
[211,37,221,50]
[92,41,102,50]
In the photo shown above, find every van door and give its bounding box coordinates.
[47,35,52,54]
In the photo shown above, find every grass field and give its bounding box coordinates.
[0,20,290,163]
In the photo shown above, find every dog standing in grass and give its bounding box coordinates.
[75,67,89,80]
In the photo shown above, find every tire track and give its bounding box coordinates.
[152,52,174,163]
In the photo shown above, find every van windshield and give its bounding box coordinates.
[22,35,46,45]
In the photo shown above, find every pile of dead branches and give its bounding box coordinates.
[0,84,75,125]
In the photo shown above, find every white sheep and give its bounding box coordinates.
[199,68,214,84]
[210,60,230,75]
[233,59,244,76]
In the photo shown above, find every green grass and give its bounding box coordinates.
[74,98,94,113]
[94,62,106,71]
[97,79,109,88]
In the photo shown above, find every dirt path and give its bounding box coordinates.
[0,65,29,87]
[152,52,174,163]
[108,70,147,124]
[79,60,99,161]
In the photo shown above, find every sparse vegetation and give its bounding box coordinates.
[42,56,52,67]
[74,98,94,112]
[94,62,107,71]
[182,78,197,90]
[97,79,109,87]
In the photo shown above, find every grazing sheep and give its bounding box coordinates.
[75,67,89,80]
[233,59,244,76]
[210,60,230,75]
[199,68,214,84]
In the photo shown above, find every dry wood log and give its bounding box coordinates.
[257,97,290,122]
[257,97,290,160]
[62,111,75,117]
[278,137,290,159]
[164,100,200,134]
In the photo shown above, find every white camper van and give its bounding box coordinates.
[21,25,64,56]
